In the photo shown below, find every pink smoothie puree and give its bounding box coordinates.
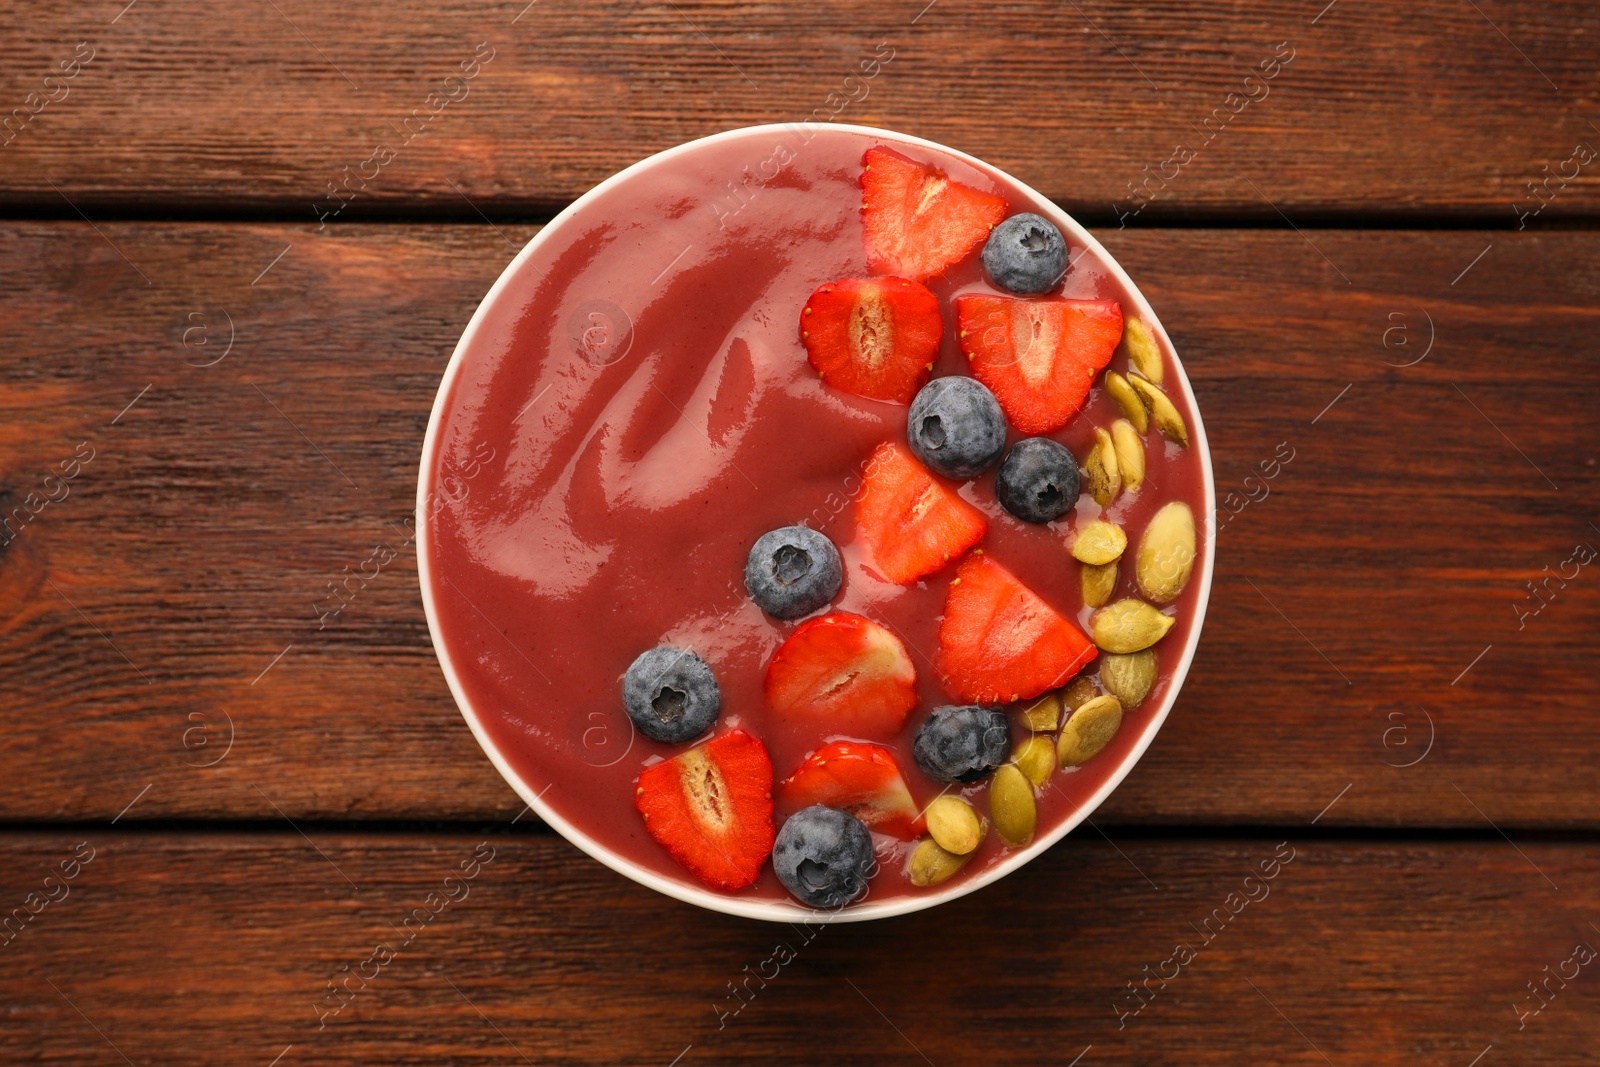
[421,124,1209,911]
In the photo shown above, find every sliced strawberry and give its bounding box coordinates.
[635,729,775,891]
[957,295,1124,434]
[856,441,988,584]
[935,554,1097,704]
[861,147,1008,282]
[764,612,918,739]
[778,741,925,839]
[801,276,941,404]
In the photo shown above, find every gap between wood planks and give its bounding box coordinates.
[2,821,1599,844]
[3,202,1600,231]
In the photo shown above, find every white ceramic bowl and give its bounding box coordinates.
[417,123,1215,922]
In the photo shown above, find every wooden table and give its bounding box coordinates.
[3,2,1598,1063]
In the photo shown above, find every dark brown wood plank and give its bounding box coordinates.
[0,1,1597,216]
[0,222,1596,825]
[1,832,1596,1064]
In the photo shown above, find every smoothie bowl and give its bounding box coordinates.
[417,123,1214,922]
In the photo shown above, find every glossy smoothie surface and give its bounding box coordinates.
[422,126,1208,907]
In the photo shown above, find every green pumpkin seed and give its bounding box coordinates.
[925,796,983,855]
[1112,419,1145,491]
[908,837,971,887]
[1091,599,1175,653]
[1071,519,1127,565]
[1123,318,1164,384]
[1013,734,1057,787]
[1062,676,1100,712]
[1019,691,1061,732]
[1081,559,1118,608]
[1084,427,1119,506]
[990,764,1036,847]
[1105,371,1148,433]
[1136,501,1196,604]
[1057,694,1124,766]
[1100,648,1158,708]
[1128,375,1188,448]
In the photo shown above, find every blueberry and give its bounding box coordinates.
[622,646,721,744]
[744,525,842,620]
[913,706,1010,784]
[906,377,1008,479]
[982,213,1069,295]
[996,437,1078,524]
[772,805,876,908]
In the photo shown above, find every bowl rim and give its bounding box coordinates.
[416,121,1216,923]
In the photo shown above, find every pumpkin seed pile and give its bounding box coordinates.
[905,315,1199,886]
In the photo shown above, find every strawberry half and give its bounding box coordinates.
[779,741,925,839]
[857,441,987,584]
[957,295,1124,434]
[800,276,941,404]
[635,729,775,891]
[764,612,918,739]
[862,147,1008,282]
[935,554,1097,704]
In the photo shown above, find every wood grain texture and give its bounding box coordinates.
[0,222,1597,825]
[0,1,1597,217]
[1,832,1597,1065]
